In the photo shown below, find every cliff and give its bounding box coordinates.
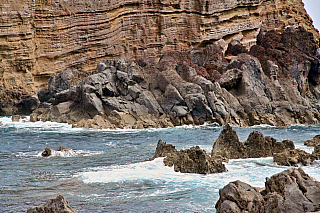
[29,25,320,127]
[1,0,319,94]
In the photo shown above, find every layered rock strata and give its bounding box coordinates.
[149,139,226,174]
[1,0,318,93]
[215,168,320,213]
[211,124,295,159]
[27,195,77,213]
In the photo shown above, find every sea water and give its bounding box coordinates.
[1,116,320,212]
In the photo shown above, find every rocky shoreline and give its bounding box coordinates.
[26,125,320,212]
[3,26,316,129]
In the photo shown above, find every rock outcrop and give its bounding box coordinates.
[211,124,294,159]
[1,0,318,94]
[27,195,77,213]
[273,145,320,166]
[30,24,320,128]
[150,140,226,174]
[216,168,320,213]
[305,135,320,147]
[0,87,40,116]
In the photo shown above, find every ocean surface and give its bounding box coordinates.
[1,116,320,213]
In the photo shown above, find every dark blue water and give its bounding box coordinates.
[1,116,319,212]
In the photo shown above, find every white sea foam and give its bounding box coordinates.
[14,149,103,158]
[77,156,301,190]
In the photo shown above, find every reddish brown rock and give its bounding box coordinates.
[0,0,318,94]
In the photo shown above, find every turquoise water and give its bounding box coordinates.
[1,116,320,212]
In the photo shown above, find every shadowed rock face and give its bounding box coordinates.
[216,168,320,213]
[27,195,77,213]
[1,0,318,94]
[150,140,226,174]
[211,124,294,159]
[0,87,40,116]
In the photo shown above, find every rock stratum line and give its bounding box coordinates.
[0,0,318,93]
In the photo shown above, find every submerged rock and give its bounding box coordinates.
[216,168,320,213]
[211,124,294,160]
[41,146,76,157]
[151,140,226,174]
[304,135,320,147]
[27,195,77,213]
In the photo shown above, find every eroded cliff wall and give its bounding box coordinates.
[0,0,319,93]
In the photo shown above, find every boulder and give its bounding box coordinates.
[216,168,320,213]
[151,140,226,174]
[215,180,263,213]
[224,39,248,57]
[264,168,320,212]
[16,95,40,115]
[212,124,295,160]
[50,101,73,118]
[219,68,243,90]
[41,146,76,157]
[304,135,320,147]
[27,195,77,213]
[12,115,20,122]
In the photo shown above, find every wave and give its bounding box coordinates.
[77,156,299,188]
[14,149,103,158]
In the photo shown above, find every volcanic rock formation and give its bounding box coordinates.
[0,0,318,94]
[211,124,295,159]
[27,195,77,213]
[150,139,226,174]
[273,147,320,166]
[215,168,320,213]
[305,135,320,147]
[30,26,320,128]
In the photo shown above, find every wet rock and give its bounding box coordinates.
[152,139,177,159]
[273,149,313,166]
[216,168,320,213]
[12,115,20,122]
[151,140,226,174]
[212,124,294,159]
[304,135,320,147]
[30,113,38,122]
[215,180,263,213]
[27,195,77,213]
[264,168,320,212]
[41,147,52,157]
[41,146,76,157]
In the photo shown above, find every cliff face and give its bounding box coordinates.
[1,0,318,93]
